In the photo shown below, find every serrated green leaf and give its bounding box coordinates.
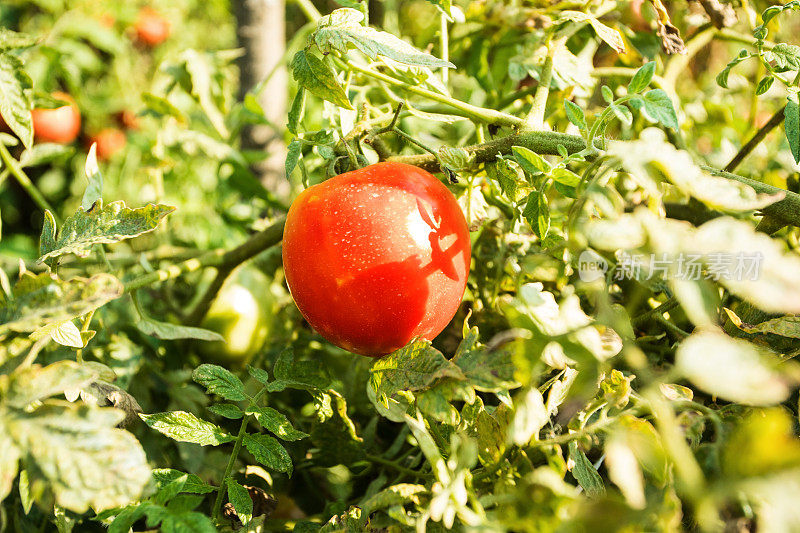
[0,28,37,52]
[291,50,353,110]
[142,92,186,122]
[226,479,253,526]
[314,8,454,69]
[568,441,605,497]
[640,89,678,129]
[209,403,244,419]
[247,365,270,385]
[523,191,550,239]
[152,469,215,494]
[248,406,308,441]
[287,88,306,135]
[7,403,150,513]
[563,100,587,131]
[140,411,235,446]
[551,167,582,187]
[786,93,800,164]
[628,61,656,94]
[755,76,775,96]
[192,364,247,401]
[0,53,33,149]
[37,201,175,262]
[242,433,293,474]
[0,272,123,334]
[38,210,56,259]
[286,138,302,177]
[452,326,517,392]
[494,156,519,199]
[137,319,224,342]
[269,349,331,392]
[513,145,552,175]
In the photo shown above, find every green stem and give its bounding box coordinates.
[123,217,284,293]
[293,0,322,21]
[525,39,555,131]
[631,297,680,328]
[365,454,433,479]
[724,106,785,172]
[0,142,60,224]
[211,386,269,522]
[440,13,449,86]
[341,60,524,128]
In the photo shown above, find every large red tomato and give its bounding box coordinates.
[31,92,81,144]
[282,162,471,357]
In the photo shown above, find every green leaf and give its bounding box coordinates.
[0,28,37,52]
[208,403,244,419]
[716,50,751,88]
[755,76,775,96]
[0,53,33,149]
[286,138,302,177]
[160,511,217,533]
[369,339,465,404]
[7,403,150,513]
[248,406,308,441]
[137,320,224,342]
[37,201,175,263]
[287,88,306,135]
[314,8,454,69]
[0,272,123,334]
[360,484,426,515]
[601,85,614,104]
[310,390,365,465]
[568,441,605,497]
[247,365,270,385]
[493,156,519,199]
[786,93,800,164]
[226,479,253,526]
[522,191,550,239]
[269,349,331,392]
[139,411,235,446]
[142,92,186,122]
[0,426,20,502]
[675,329,794,405]
[152,469,216,494]
[512,145,552,174]
[291,50,353,110]
[181,49,228,137]
[628,61,656,94]
[19,143,74,168]
[38,210,56,260]
[563,100,587,131]
[640,89,678,129]
[242,433,293,474]
[509,387,548,445]
[192,364,247,401]
[551,167,582,187]
[452,325,517,392]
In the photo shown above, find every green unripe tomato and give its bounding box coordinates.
[198,267,273,365]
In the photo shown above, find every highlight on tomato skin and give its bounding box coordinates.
[281,161,472,358]
[31,91,81,144]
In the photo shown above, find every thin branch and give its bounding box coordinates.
[123,217,285,293]
[724,105,786,172]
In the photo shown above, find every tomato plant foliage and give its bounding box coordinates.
[1,0,800,531]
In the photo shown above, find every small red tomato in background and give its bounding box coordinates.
[31,91,81,144]
[282,162,471,357]
[134,7,170,47]
[117,110,140,130]
[89,128,127,160]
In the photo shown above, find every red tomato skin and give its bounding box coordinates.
[282,162,471,357]
[135,8,170,47]
[89,128,126,160]
[31,92,81,144]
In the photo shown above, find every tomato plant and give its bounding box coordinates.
[282,162,470,356]
[2,0,800,532]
